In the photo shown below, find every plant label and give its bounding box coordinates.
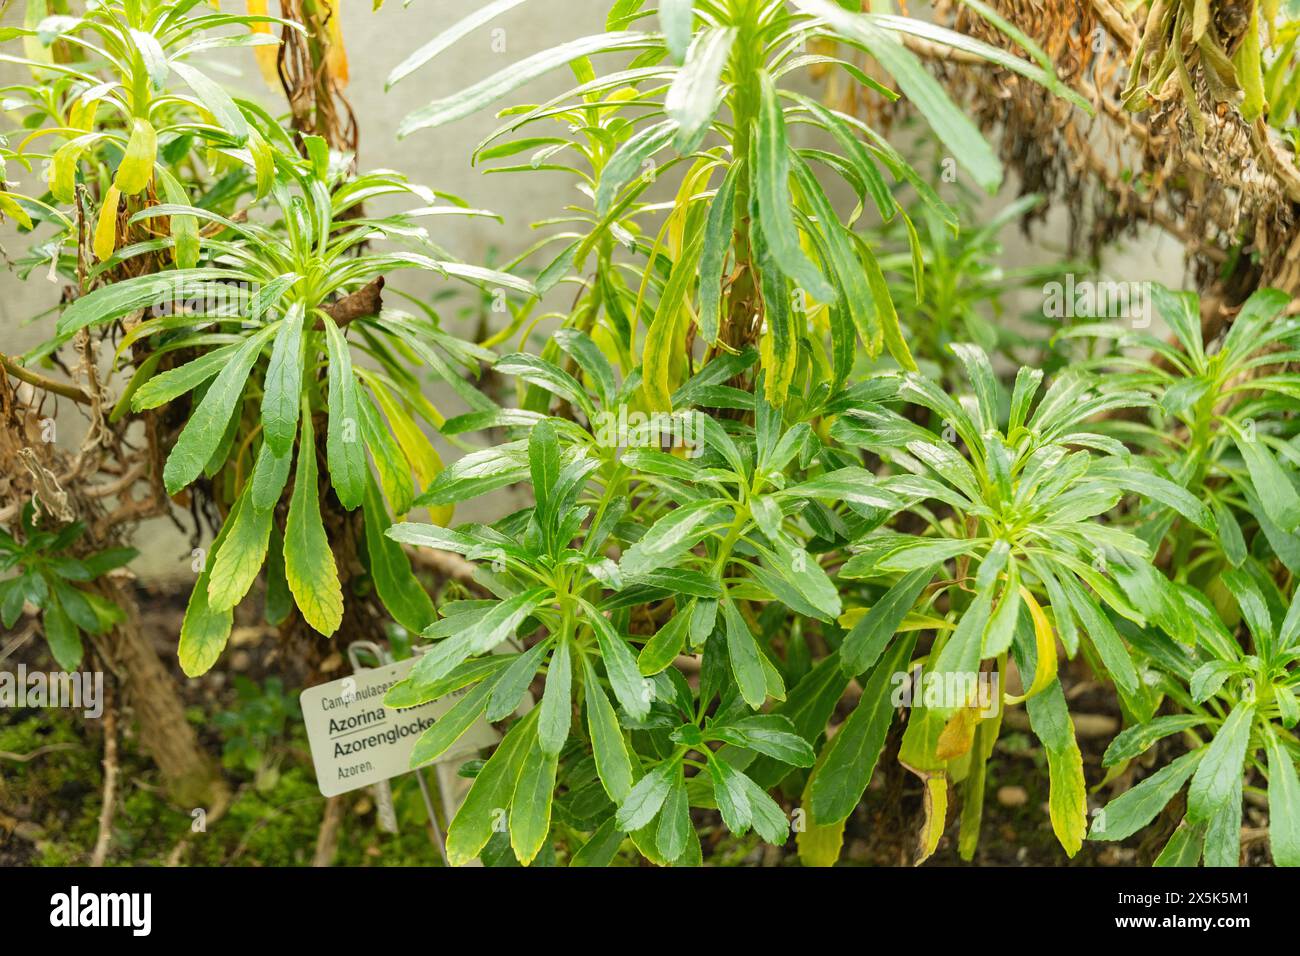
[300,657,497,798]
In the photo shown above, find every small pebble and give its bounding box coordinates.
[997,785,1028,807]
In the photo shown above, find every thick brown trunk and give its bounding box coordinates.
[96,578,229,814]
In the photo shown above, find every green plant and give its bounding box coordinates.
[5,0,1300,871]
[1090,569,1300,866]
[0,504,134,669]
[214,675,298,791]
[24,141,530,674]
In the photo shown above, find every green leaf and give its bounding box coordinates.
[260,301,305,458]
[615,758,677,831]
[386,0,531,88]
[43,268,240,347]
[1230,425,1300,533]
[408,674,498,767]
[595,119,677,215]
[510,736,558,865]
[399,32,655,135]
[1057,573,1140,699]
[570,817,626,866]
[1187,700,1255,824]
[130,346,236,412]
[322,318,366,511]
[414,440,529,507]
[710,715,815,767]
[638,608,691,675]
[754,70,834,301]
[207,481,272,611]
[163,323,279,495]
[1091,748,1205,842]
[707,753,752,835]
[666,27,734,150]
[178,516,237,677]
[1153,820,1206,866]
[1102,714,1206,767]
[283,406,344,636]
[1204,773,1242,867]
[250,442,292,512]
[722,595,767,709]
[793,0,1001,192]
[446,709,537,866]
[583,657,635,803]
[170,61,248,143]
[736,770,790,844]
[809,631,916,824]
[697,164,737,345]
[660,0,694,62]
[582,600,652,719]
[619,499,723,577]
[42,593,83,670]
[538,637,572,755]
[487,638,551,722]
[655,776,691,862]
[528,418,560,531]
[1025,678,1087,856]
[1265,730,1300,867]
[840,566,934,676]
[552,328,617,408]
[869,13,1090,111]
[360,472,436,634]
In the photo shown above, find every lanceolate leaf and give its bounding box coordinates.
[697,163,737,344]
[261,301,305,458]
[207,481,273,612]
[446,709,537,866]
[1091,749,1206,842]
[179,514,237,678]
[361,472,436,634]
[399,32,656,135]
[283,407,344,636]
[163,322,280,495]
[584,657,634,804]
[753,70,834,301]
[1187,700,1255,824]
[386,0,532,89]
[792,0,1002,192]
[1265,730,1300,867]
[538,636,573,755]
[666,27,735,150]
[810,632,917,824]
[722,595,768,709]
[323,317,366,510]
[1025,678,1087,856]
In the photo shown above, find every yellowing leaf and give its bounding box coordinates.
[322,0,350,86]
[246,0,282,88]
[115,118,157,195]
[365,376,452,526]
[207,481,273,612]
[1003,586,1058,705]
[93,185,120,262]
[0,193,32,230]
[797,759,846,867]
[936,706,979,761]
[916,774,948,864]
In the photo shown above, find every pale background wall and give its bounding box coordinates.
[0,1,1189,581]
